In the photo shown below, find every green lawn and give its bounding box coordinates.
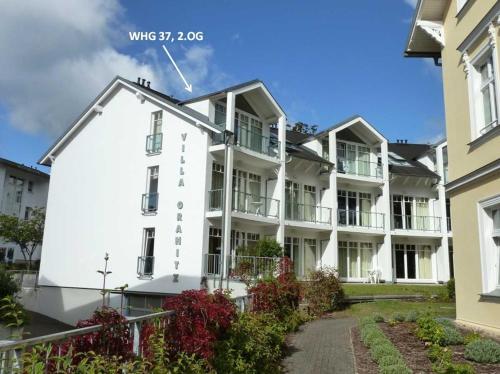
[342,283,449,299]
[337,300,456,319]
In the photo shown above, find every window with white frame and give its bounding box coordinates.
[478,198,500,293]
[469,49,499,138]
[338,241,375,279]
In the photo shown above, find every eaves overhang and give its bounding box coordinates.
[405,0,447,58]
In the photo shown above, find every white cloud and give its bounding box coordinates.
[404,0,418,8]
[0,0,230,138]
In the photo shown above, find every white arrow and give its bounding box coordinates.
[162,45,192,93]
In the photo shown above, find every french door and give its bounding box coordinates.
[303,185,317,222]
[284,237,301,277]
[338,241,374,279]
[285,181,300,220]
[394,244,433,280]
[392,195,429,230]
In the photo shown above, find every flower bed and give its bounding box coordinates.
[352,311,500,374]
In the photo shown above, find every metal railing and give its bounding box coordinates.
[141,192,158,213]
[203,253,281,279]
[337,209,385,229]
[5,271,38,288]
[337,158,382,178]
[212,127,280,159]
[137,256,154,277]
[0,310,174,373]
[145,133,162,154]
[208,189,280,218]
[285,202,332,224]
[391,214,441,232]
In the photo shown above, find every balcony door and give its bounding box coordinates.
[285,181,300,220]
[141,228,155,276]
[303,185,317,222]
[392,195,429,230]
[304,239,317,276]
[394,244,433,281]
[338,190,373,227]
[338,241,374,279]
[284,237,301,277]
[233,170,262,214]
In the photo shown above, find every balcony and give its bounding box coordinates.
[337,158,382,179]
[392,214,441,232]
[137,256,154,278]
[212,127,280,159]
[146,133,162,154]
[208,189,280,219]
[142,193,158,213]
[285,203,332,225]
[203,253,280,279]
[337,209,385,230]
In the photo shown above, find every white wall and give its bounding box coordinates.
[39,85,212,295]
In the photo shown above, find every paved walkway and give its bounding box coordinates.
[283,317,356,374]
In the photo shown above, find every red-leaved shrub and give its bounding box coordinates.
[249,257,301,320]
[71,307,133,359]
[162,289,236,360]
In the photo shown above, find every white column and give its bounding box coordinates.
[221,92,235,281]
[380,141,393,282]
[435,146,450,282]
[323,131,338,268]
[276,115,287,246]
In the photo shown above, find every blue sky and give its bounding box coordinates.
[0,0,443,173]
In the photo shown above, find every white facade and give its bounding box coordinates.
[0,158,49,263]
[36,77,453,324]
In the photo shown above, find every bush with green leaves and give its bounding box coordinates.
[405,310,419,322]
[428,344,474,374]
[0,295,26,328]
[392,313,406,323]
[358,317,412,373]
[303,266,344,316]
[236,239,283,258]
[0,266,19,299]
[417,316,464,346]
[213,312,287,374]
[372,313,385,323]
[464,338,500,364]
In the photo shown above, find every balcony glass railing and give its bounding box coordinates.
[208,189,280,218]
[337,209,384,229]
[285,202,332,225]
[137,256,154,277]
[212,126,280,159]
[337,158,382,178]
[203,253,280,279]
[146,133,162,154]
[142,193,158,213]
[392,214,441,232]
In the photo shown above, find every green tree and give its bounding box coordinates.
[0,208,45,270]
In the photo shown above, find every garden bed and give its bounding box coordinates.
[353,317,500,374]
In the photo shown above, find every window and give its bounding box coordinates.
[304,238,317,276]
[338,241,374,279]
[337,190,376,228]
[468,50,499,138]
[138,228,155,277]
[337,141,377,177]
[7,249,14,263]
[214,103,226,126]
[151,111,162,135]
[28,181,34,192]
[24,207,32,220]
[284,237,301,276]
[394,244,433,280]
[146,111,163,153]
[142,166,159,213]
[442,146,448,184]
[303,185,317,222]
[478,197,500,293]
[392,195,436,231]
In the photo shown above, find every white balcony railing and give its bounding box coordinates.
[208,189,280,219]
[203,253,281,279]
[337,209,385,229]
[337,158,382,178]
[392,214,441,232]
[285,202,332,225]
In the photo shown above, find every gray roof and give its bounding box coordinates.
[0,157,50,178]
[179,79,262,104]
[388,143,440,179]
[270,128,332,165]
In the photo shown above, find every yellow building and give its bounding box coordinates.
[406,0,500,335]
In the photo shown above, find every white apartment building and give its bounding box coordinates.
[0,157,49,263]
[34,77,453,324]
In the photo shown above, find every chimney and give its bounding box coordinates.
[146,81,150,88]
[404,140,408,144]
[141,78,146,86]
[137,77,141,84]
